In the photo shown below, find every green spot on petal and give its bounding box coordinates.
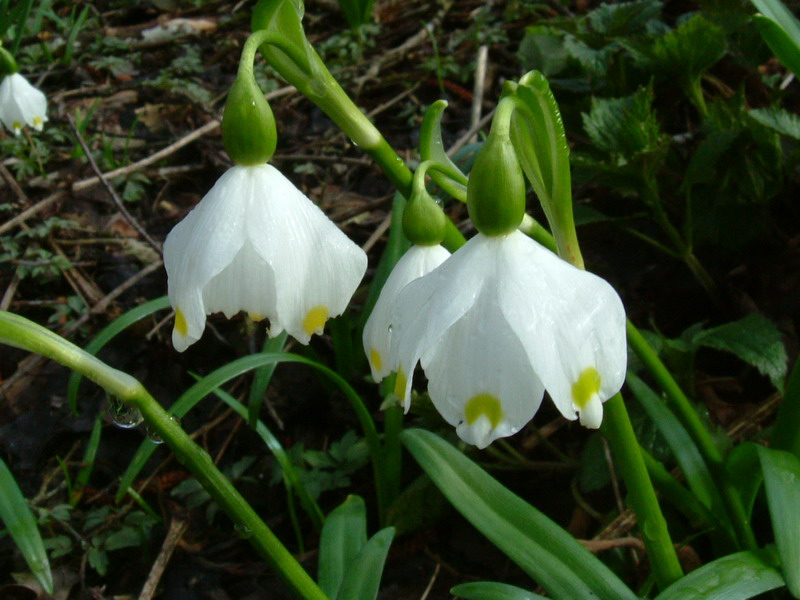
[572,367,601,409]
[302,306,329,336]
[465,393,504,428]
[174,308,188,337]
[370,348,382,373]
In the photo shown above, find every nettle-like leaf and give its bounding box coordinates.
[644,13,727,84]
[585,0,663,37]
[694,313,788,390]
[518,26,570,76]
[582,85,667,163]
[749,106,800,140]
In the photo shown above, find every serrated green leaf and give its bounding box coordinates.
[518,26,570,76]
[318,495,368,598]
[694,313,787,389]
[582,85,666,160]
[0,458,53,593]
[752,0,800,76]
[758,446,800,597]
[654,549,784,600]
[88,546,109,576]
[648,13,727,83]
[453,581,549,600]
[103,527,142,552]
[749,106,800,140]
[335,527,394,600]
[401,429,640,600]
[585,0,663,36]
[683,129,738,189]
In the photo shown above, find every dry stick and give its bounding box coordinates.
[0,163,29,204]
[0,191,65,236]
[447,110,494,158]
[137,518,188,600]
[67,114,163,255]
[468,45,489,145]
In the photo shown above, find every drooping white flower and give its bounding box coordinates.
[164,164,367,351]
[362,244,450,382]
[0,73,47,136]
[391,230,626,448]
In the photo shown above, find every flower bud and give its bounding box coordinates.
[467,128,526,236]
[403,188,447,246]
[0,46,19,75]
[222,72,277,166]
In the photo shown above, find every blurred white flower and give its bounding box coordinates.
[0,73,47,136]
[164,164,367,351]
[362,244,450,383]
[391,230,627,448]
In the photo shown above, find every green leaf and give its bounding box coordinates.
[319,495,368,598]
[758,446,800,597]
[683,129,738,189]
[88,546,108,576]
[335,527,394,600]
[453,581,549,600]
[585,0,663,37]
[749,106,800,140]
[582,84,666,161]
[401,429,640,600]
[694,313,787,390]
[337,0,374,29]
[771,356,800,456]
[70,413,103,505]
[627,373,720,511]
[518,26,569,76]
[249,332,288,426]
[751,0,800,77]
[0,458,53,593]
[386,474,447,535]
[103,527,142,552]
[67,296,171,414]
[648,13,727,84]
[725,442,764,518]
[654,549,784,600]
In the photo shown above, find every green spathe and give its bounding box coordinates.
[467,127,525,236]
[222,73,277,166]
[0,46,18,75]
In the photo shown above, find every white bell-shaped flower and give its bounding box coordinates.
[164,164,367,351]
[391,230,627,448]
[362,244,450,383]
[0,73,47,136]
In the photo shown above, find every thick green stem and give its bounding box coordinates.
[0,312,329,600]
[626,321,757,551]
[601,395,684,589]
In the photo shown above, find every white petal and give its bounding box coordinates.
[422,290,545,448]
[496,231,627,427]
[391,236,493,409]
[0,73,47,135]
[362,244,450,381]
[163,167,251,351]
[244,165,367,344]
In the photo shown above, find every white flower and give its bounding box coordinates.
[362,244,450,382]
[164,164,367,351]
[391,230,627,448]
[0,73,47,136]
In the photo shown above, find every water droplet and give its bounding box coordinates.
[106,395,143,429]
[234,523,252,539]
[433,196,444,207]
[387,325,393,333]
[146,426,163,444]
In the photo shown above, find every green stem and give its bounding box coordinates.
[383,403,403,511]
[601,395,684,589]
[0,312,329,600]
[626,321,757,551]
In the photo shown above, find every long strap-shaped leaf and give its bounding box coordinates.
[401,428,640,600]
[0,457,53,593]
[654,549,784,600]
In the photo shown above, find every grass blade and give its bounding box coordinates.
[70,412,103,505]
[401,428,640,600]
[0,457,53,593]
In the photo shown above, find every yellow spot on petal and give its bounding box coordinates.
[465,393,504,428]
[13,121,22,133]
[394,368,407,399]
[302,305,329,336]
[249,312,265,322]
[370,348,383,373]
[33,116,43,128]
[572,367,602,409]
[174,308,189,337]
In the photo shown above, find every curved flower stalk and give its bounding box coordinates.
[363,244,450,382]
[391,231,626,449]
[0,73,47,135]
[164,164,367,351]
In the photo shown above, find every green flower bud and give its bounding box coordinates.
[467,126,526,236]
[0,46,19,75]
[403,188,447,246]
[222,72,277,166]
